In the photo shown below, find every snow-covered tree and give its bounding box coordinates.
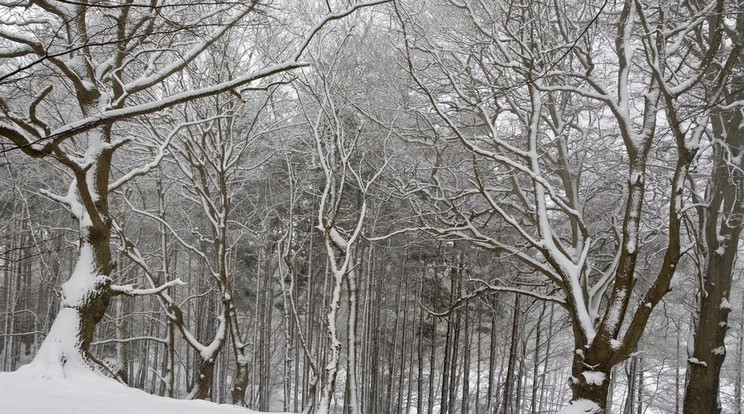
[0,0,388,378]
[683,6,744,413]
[392,0,739,411]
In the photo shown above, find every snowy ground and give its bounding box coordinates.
[0,367,267,414]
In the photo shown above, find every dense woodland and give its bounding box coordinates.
[0,1,743,413]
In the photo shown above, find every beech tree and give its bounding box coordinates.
[392,0,738,411]
[684,7,744,413]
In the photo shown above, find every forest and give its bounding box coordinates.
[0,1,742,413]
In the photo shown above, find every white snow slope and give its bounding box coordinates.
[0,366,271,414]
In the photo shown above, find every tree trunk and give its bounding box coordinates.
[502,294,520,414]
[569,349,612,413]
[487,296,498,413]
[417,285,424,414]
[31,230,114,377]
[346,264,361,414]
[439,269,455,414]
[684,83,744,414]
[531,303,545,413]
[623,356,636,414]
[538,303,555,413]
[461,299,470,414]
[735,288,743,414]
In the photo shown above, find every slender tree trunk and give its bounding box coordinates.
[502,294,520,414]
[461,299,470,414]
[316,266,344,414]
[516,331,526,414]
[487,296,498,414]
[114,297,128,383]
[735,289,743,414]
[388,273,404,413]
[428,314,436,414]
[676,327,682,414]
[417,284,425,414]
[440,270,455,414]
[538,303,555,413]
[396,280,409,414]
[476,308,482,414]
[636,354,643,414]
[683,41,744,411]
[531,303,545,413]
[623,356,637,414]
[406,291,416,414]
[346,264,361,414]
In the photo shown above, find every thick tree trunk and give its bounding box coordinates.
[567,335,617,414]
[684,84,744,414]
[25,124,119,378]
[230,318,250,405]
[683,251,733,414]
[569,360,611,413]
[190,358,216,400]
[30,230,114,377]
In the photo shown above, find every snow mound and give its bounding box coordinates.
[0,366,280,414]
[557,399,602,414]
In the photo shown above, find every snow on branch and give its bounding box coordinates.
[717,100,744,110]
[92,336,168,346]
[111,278,186,297]
[32,61,307,151]
[39,180,85,221]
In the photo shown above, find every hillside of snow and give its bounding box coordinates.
[0,366,275,414]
